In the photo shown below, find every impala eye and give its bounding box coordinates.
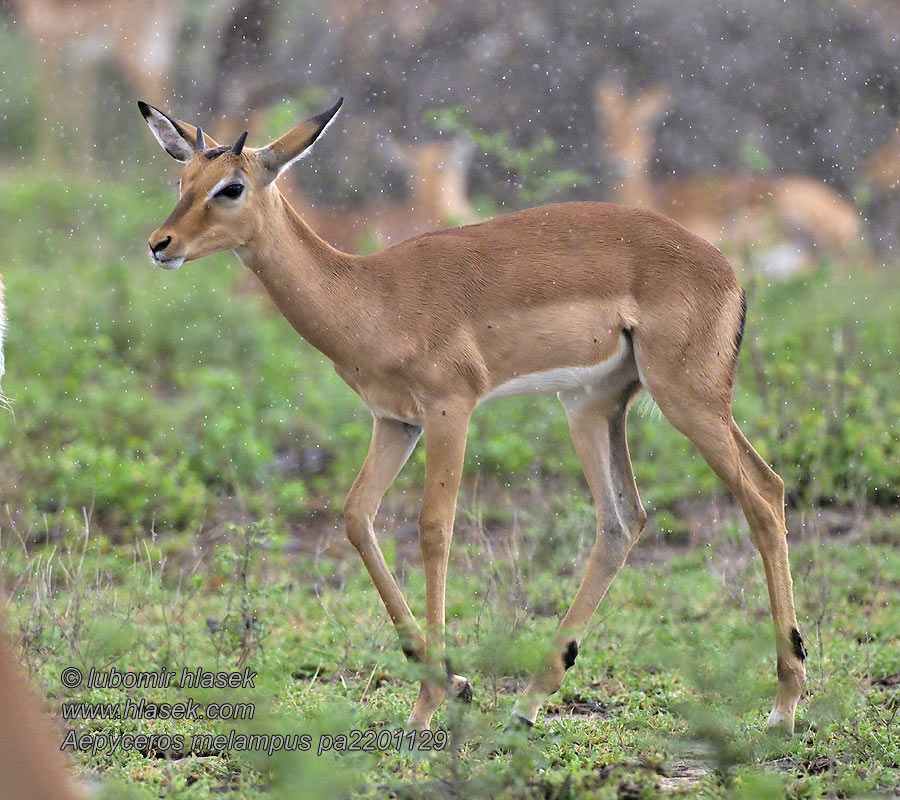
[216,182,244,199]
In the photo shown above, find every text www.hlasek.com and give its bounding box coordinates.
[61,696,254,721]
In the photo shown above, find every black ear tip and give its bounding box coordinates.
[328,96,344,117]
[137,100,150,117]
[311,96,345,131]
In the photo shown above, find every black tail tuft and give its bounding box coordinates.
[732,288,748,377]
[791,628,807,661]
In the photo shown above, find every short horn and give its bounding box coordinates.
[231,130,249,155]
[195,126,206,152]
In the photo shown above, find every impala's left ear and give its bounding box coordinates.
[256,97,343,183]
[138,101,221,160]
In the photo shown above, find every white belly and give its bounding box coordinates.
[481,334,632,403]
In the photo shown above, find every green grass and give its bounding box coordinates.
[2,513,898,798]
[1,169,899,798]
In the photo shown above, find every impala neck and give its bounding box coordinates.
[611,158,656,209]
[237,189,368,365]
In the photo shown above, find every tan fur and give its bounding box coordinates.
[0,632,84,799]
[863,124,900,190]
[596,81,865,271]
[141,102,806,732]
[223,111,474,304]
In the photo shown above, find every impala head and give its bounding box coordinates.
[138,98,343,268]
[594,80,669,171]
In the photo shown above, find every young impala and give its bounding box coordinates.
[138,98,807,732]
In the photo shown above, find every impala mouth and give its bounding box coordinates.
[149,252,185,270]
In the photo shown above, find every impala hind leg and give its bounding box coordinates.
[512,382,646,725]
[648,393,806,732]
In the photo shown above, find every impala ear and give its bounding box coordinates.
[256,97,343,183]
[593,80,669,127]
[138,101,220,161]
[634,86,670,125]
[594,79,628,121]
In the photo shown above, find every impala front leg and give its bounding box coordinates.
[345,417,427,661]
[407,400,472,730]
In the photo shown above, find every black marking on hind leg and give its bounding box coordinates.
[563,640,579,670]
[791,628,807,661]
[454,679,474,704]
[401,644,420,662]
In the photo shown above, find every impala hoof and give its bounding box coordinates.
[766,705,795,735]
[487,715,535,758]
[448,674,474,704]
[504,714,535,732]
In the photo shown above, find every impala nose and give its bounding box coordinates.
[149,235,172,255]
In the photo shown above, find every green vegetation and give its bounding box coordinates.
[2,507,898,798]
[426,106,593,204]
[2,172,899,538]
[1,171,899,798]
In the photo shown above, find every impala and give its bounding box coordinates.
[138,98,807,732]
[16,0,180,166]
[596,80,865,275]
[0,633,86,800]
